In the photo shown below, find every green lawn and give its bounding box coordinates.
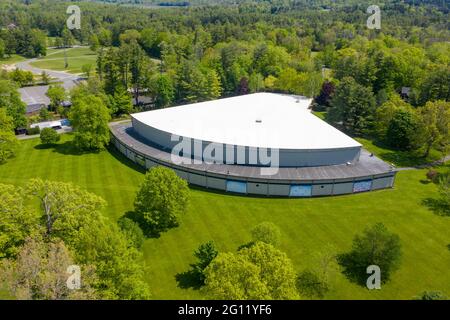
[30,47,97,74]
[357,138,443,168]
[312,111,327,120]
[0,54,27,65]
[311,111,443,168]
[0,134,449,300]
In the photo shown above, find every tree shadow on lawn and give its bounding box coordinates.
[106,145,146,174]
[422,198,450,217]
[378,151,426,168]
[237,241,256,251]
[370,139,440,168]
[34,144,53,150]
[122,211,165,239]
[34,140,95,156]
[336,254,369,287]
[175,270,203,290]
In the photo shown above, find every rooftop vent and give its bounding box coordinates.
[255,119,262,123]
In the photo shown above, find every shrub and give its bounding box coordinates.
[27,126,40,135]
[117,217,145,249]
[39,108,51,121]
[426,170,439,183]
[296,270,329,299]
[251,222,281,246]
[415,291,447,300]
[40,128,60,145]
[437,173,450,214]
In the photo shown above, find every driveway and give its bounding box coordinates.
[15,48,85,111]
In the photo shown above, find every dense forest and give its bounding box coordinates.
[0,0,448,138]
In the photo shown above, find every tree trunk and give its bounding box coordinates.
[135,86,139,106]
[44,201,53,236]
[424,142,432,158]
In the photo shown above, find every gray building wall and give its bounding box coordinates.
[126,149,135,162]
[207,177,227,190]
[248,182,269,196]
[189,173,207,186]
[312,184,334,196]
[145,158,157,169]
[372,176,394,190]
[332,182,354,195]
[173,168,189,180]
[132,117,361,167]
[111,135,395,198]
[268,184,291,197]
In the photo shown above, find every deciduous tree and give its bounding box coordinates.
[418,100,450,158]
[134,166,189,236]
[0,109,17,163]
[46,85,66,111]
[0,237,97,300]
[27,178,106,238]
[329,77,376,135]
[0,184,39,258]
[204,242,298,300]
[153,74,175,108]
[386,109,420,150]
[0,80,26,128]
[337,223,401,286]
[69,94,111,151]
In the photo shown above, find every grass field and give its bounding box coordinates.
[357,138,443,168]
[311,112,443,168]
[30,47,97,74]
[0,134,449,300]
[0,54,27,65]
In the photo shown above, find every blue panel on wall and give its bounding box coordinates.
[353,180,372,193]
[226,180,247,194]
[290,185,312,197]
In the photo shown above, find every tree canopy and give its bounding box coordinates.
[69,94,111,151]
[337,223,402,286]
[204,242,299,300]
[0,179,151,299]
[134,166,190,236]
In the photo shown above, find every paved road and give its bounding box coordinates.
[15,48,84,109]
[397,155,450,171]
[17,127,73,140]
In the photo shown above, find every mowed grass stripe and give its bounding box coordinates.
[0,135,449,300]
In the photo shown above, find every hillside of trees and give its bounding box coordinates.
[0,0,449,153]
[0,0,449,301]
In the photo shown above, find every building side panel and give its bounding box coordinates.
[189,173,207,187]
[126,149,135,162]
[312,184,333,196]
[372,176,394,190]
[248,182,268,195]
[145,158,157,170]
[226,180,247,194]
[332,182,354,195]
[268,184,290,196]
[207,177,227,190]
[173,169,189,181]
